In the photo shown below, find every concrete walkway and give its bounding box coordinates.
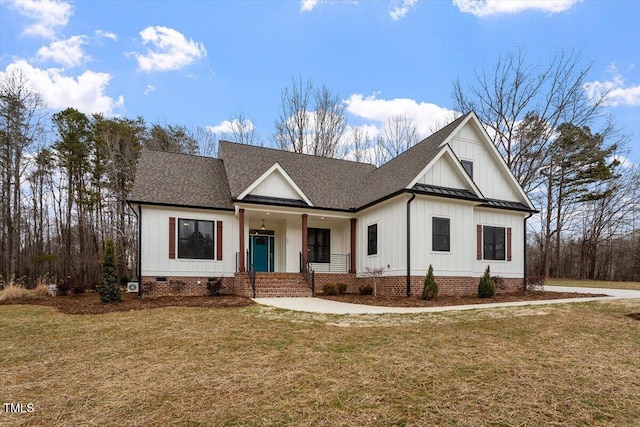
[253,285,639,315]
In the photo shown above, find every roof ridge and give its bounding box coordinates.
[219,140,376,167]
[142,147,219,161]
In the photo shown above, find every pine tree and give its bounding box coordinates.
[97,238,121,303]
[421,265,438,300]
[478,266,496,298]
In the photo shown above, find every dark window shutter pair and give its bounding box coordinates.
[477,225,512,261]
[169,217,223,260]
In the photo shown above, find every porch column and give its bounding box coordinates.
[350,218,356,274]
[239,208,245,272]
[301,213,308,272]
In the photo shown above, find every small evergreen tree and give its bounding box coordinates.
[478,266,496,298]
[421,265,438,300]
[97,238,121,303]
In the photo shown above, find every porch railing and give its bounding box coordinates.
[307,253,350,273]
[299,252,315,297]
[236,250,256,298]
[247,249,256,298]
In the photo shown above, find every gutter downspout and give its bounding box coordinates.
[523,211,533,292]
[406,192,416,297]
[137,204,142,298]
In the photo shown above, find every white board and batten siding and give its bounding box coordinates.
[409,196,475,277]
[140,205,237,277]
[356,195,408,277]
[249,169,301,200]
[356,194,527,279]
[448,122,522,202]
[414,154,468,189]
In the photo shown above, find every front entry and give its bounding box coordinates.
[250,233,275,272]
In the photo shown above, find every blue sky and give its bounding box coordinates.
[1,0,639,163]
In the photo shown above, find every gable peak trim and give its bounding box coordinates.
[237,162,314,206]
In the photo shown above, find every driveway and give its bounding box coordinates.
[253,286,639,315]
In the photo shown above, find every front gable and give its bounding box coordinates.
[407,146,482,197]
[442,113,535,209]
[238,162,313,206]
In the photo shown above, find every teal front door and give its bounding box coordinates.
[251,235,274,272]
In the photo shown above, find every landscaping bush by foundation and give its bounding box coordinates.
[359,283,374,295]
[322,283,338,295]
[421,265,438,300]
[207,278,222,296]
[336,283,348,294]
[478,266,496,298]
[97,238,122,303]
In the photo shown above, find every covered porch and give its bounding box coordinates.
[234,205,356,275]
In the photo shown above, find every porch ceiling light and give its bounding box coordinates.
[261,219,266,231]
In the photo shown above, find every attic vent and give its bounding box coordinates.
[156,277,167,282]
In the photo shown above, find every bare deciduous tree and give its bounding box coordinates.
[452,47,610,192]
[274,75,346,158]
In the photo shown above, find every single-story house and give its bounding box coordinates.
[128,112,537,297]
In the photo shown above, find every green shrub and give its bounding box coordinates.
[359,283,374,295]
[336,283,348,294]
[421,265,438,300]
[478,266,496,298]
[322,283,338,295]
[97,238,122,303]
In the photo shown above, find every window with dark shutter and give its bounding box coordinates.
[367,224,378,256]
[483,226,505,260]
[178,218,215,259]
[432,217,450,252]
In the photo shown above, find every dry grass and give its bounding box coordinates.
[32,284,53,297]
[1,299,639,426]
[548,278,640,290]
[0,282,29,301]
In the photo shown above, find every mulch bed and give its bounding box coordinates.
[319,290,609,308]
[0,292,254,315]
[1,290,610,315]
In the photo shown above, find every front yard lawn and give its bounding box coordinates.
[1,298,639,426]
[547,278,640,290]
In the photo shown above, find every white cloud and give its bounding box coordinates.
[1,60,124,115]
[11,0,73,38]
[390,0,418,20]
[207,118,256,134]
[300,0,321,12]
[143,84,156,95]
[36,35,88,67]
[131,26,207,72]
[610,154,634,168]
[453,0,580,17]
[344,93,459,137]
[95,30,117,41]
[583,64,640,107]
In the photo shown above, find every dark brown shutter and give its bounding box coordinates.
[216,221,223,261]
[476,225,482,260]
[169,217,176,259]
[507,227,512,261]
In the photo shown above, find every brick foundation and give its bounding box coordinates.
[354,275,525,297]
[141,273,524,298]
[141,276,234,297]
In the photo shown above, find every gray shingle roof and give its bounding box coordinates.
[129,113,536,213]
[354,113,470,207]
[219,141,376,210]
[129,148,233,209]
